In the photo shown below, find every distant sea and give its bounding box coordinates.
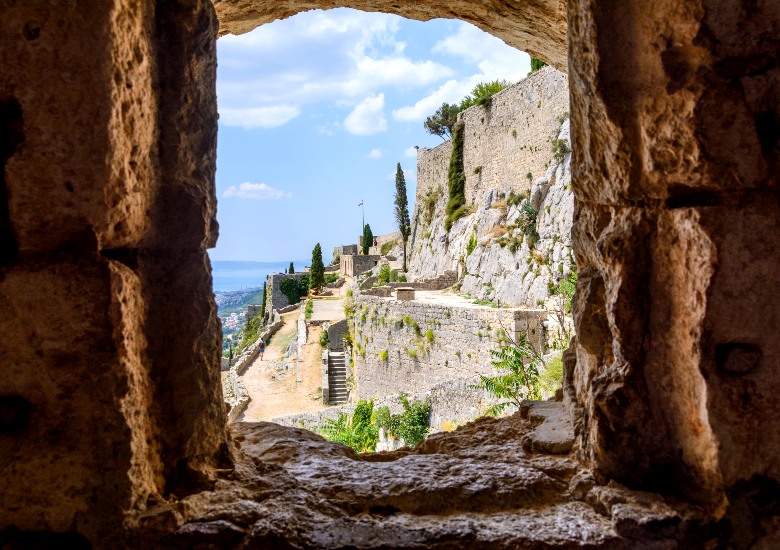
[211,260,307,292]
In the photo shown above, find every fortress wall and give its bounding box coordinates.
[353,294,544,399]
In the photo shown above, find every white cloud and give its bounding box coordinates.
[216,9,454,131]
[222,182,293,200]
[344,94,387,135]
[403,146,418,158]
[392,77,479,122]
[365,148,383,159]
[219,105,301,129]
[432,22,530,79]
[392,22,530,123]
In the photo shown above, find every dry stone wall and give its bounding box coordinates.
[408,68,574,307]
[353,294,544,399]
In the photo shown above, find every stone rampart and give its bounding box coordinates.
[407,68,573,307]
[352,294,545,399]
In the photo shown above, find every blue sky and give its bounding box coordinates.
[211,9,530,263]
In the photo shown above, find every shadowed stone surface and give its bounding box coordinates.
[133,411,716,549]
[212,0,568,71]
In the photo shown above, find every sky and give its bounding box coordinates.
[211,9,531,263]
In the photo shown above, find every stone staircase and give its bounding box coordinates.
[327,352,348,404]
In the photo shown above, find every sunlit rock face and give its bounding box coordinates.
[212,0,569,71]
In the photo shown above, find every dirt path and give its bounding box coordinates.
[238,310,329,421]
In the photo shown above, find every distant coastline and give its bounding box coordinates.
[212,260,308,292]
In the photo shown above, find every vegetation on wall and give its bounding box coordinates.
[517,202,539,247]
[530,57,547,73]
[551,138,571,163]
[466,226,478,256]
[445,120,467,231]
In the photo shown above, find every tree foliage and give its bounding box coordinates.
[423,81,510,140]
[280,275,309,305]
[460,80,510,109]
[362,224,374,255]
[531,57,548,72]
[373,394,431,447]
[288,261,294,274]
[260,281,267,318]
[423,102,460,140]
[394,163,411,271]
[445,121,467,231]
[309,243,325,292]
[319,400,379,453]
[470,331,544,416]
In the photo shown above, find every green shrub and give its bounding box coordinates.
[518,202,539,246]
[380,240,398,256]
[470,332,543,416]
[530,57,547,73]
[373,394,431,447]
[412,321,421,336]
[319,329,329,348]
[425,329,434,343]
[397,274,407,282]
[407,349,417,359]
[305,299,314,319]
[319,400,378,453]
[379,349,389,361]
[551,139,571,162]
[324,273,339,285]
[466,230,477,256]
[377,264,391,285]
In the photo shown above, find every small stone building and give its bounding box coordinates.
[340,254,381,277]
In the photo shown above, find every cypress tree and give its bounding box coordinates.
[310,243,325,293]
[362,224,374,255]
[288,261,294,274]
[394,163,411,271]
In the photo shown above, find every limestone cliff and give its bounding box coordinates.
[407,67,573,307]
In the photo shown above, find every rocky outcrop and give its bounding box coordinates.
[212,0,568,71]
[408,69,573,307]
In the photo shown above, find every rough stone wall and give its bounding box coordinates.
[353,294,544,399]
[213,0,569,71]
[567,0,780,509]
[332,244,358,261]
[326,319,348,351]
[0,0,227,541]
[266,272,307,312]
[408,68,573,306]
